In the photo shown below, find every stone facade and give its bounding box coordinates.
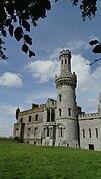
[13,49,101,151]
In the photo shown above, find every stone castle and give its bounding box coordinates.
[13,49,101,151]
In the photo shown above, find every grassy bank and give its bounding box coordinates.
[0,140,101,179]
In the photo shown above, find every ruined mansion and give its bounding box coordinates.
[13,49,101,151]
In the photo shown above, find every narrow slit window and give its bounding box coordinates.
[95,128,98,138]
[89,129,91,138]
[47,127,49,137]
[68,108,71,116]
[59,109,61,117]
[82,129,85,138]
[59,94,61,102]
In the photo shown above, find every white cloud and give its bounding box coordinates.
[0,72,23,87]
[25,60,59,83]
[72,54,101,93]
[65,40,90,52]
[72,54,92,91]
[25,51,101,94]
[24,47,101,113]
[0,105,17,116]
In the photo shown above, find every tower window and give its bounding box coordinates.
[65,59,67,64]
[89,129,91,138]
[68,59,70,65]
[59,94,61,102]
[95,128,98,138]
[59,109,61,117]
[61,60,63,64]
[68,108,72,116]
[82,129,85,138]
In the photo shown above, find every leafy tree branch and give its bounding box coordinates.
[0,0,98,59]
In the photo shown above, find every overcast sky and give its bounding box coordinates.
[0,0,101,137]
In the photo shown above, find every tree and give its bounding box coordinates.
[0,0,98,59]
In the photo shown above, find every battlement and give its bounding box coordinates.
[55,73,77,88]
[59,49,71,58]
[19,104,46,116]
[79,112,99,120]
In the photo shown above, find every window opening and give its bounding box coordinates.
[68,108,71,116]
[95,128,98,138]
[59,109,61,117]
[89,129,91,138]
[51,109,55,122]
[82,129,85,138]
[47,110,50,122]
[29,116,31,122]
[35,114,38,121]
[34,127,38,137]
[47,127,49,137]
[27,128,31,137]
[59,127,63,137]
[59,94,61,102]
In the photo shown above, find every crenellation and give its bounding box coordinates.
[79,112,99,119]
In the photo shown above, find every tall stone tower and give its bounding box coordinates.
[55,49,79,147]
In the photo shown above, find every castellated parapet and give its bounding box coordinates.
[79,112,99,120]
[55,72,77,88]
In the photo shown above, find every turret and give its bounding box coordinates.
[60,49,71,75]
[55,49,79,147]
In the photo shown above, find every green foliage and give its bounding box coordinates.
[0,140,101,179]
[0,0,51,59]
[71,0,97,20]
[0,0,98,59]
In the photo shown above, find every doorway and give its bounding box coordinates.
[89,144,94,150]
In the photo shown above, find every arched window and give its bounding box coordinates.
[59,127,63,137]
[68,108,72,116]
[59,108,61,117]
[59,94,61,102]
[65,59,67,64]
[95,128,98,138]
[61,59,63,64]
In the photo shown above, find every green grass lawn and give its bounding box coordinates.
[0,140,101,179]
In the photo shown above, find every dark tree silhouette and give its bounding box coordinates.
[0,0,98,59]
